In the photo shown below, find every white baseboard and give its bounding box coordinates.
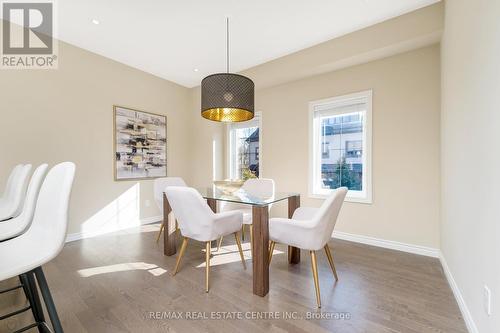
[332,230,440,258]
[439,253,478,333]
[65,215,162,243]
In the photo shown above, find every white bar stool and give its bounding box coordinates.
[0,162,76,333]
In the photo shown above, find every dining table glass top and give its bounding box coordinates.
[195,186,299,206]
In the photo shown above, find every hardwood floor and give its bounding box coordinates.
[1,224,467,333]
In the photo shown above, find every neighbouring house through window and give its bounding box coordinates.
[228,113,261,180]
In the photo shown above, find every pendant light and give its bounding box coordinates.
[201,18,255,122]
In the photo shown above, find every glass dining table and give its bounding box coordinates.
[162,186,301,297]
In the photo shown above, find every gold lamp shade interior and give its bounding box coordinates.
[201,107,254,122]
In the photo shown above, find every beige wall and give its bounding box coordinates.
[0,39,192,236]
[441,0,500,332]
[189,45,441,249]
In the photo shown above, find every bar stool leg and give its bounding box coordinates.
[34,267,64,333]
[19,272,46,333]
[27,272,47,326]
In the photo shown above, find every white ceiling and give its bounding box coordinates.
[58,0,439,88]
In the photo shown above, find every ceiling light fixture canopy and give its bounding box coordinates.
[201,18,254,122]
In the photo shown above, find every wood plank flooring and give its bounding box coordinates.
[0,224,467,333]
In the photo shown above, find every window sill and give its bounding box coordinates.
[308,193,372,204]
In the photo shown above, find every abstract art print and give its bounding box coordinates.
[113,106,167,180]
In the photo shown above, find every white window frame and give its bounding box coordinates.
[226,112,262,179]
[308,90,372,204]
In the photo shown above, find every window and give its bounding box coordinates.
[228,113,261,179]
[309,91,372,203]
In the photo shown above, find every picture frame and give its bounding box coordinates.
[113,105,167,181]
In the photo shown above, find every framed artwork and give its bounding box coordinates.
[113,105,167,181]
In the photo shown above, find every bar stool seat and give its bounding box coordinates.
[0,164,22,205]
[0,164,32,221]
[0,164,48,242]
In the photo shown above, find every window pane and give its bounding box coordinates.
[320,112,363,191]
[232,126,259,179]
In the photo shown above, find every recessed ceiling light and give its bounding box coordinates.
[91,19,100,25]
[194,68,199,72]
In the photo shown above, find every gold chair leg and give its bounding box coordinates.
[234,232,247,270]
[172,237,188,275]
[249,224,253,257]
[241,225,245,241]
[217,236,224,252]
[268,241,276,265]
[324,245,339,281]
[156,222,165,243]
[205,241,211,292]
[310,251,321,308]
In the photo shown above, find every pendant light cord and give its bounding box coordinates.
[226,17,229,73]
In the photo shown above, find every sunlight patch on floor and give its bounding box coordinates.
[148,267,168,276]
[77,262,167,277]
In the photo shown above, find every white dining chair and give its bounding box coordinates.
[0,162,75,333]
[165,186,246,293]
[0,164,32,221]
[218,178,275,252]
[268,187,347,308]
[153,177,187,242]
[0,164,48,241]
[0,164,23,203]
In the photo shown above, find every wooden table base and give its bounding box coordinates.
[163,193,176,256]
[207,198,217,248]
[252,205,269,297]
[287,195,301,264]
